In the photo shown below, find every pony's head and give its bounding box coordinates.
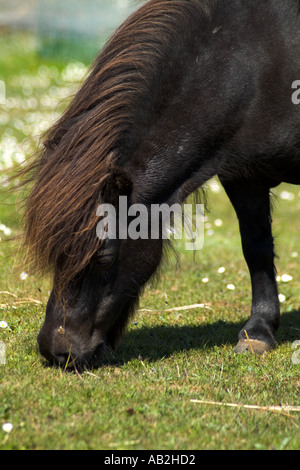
[38,230,163,369]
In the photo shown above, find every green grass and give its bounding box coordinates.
[0,32,300,451]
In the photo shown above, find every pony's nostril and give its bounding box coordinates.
[37,328,77,367]
[54,353,71,366]
[38,345,70,366]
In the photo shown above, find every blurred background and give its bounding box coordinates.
[0,0,144,61]
[0,0,146,178]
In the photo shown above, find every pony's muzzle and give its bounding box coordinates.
[37,324,106,369]
[37,326,77,367]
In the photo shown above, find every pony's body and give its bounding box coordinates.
[25,0,300,367]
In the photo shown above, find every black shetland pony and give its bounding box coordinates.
[24,0,300,367]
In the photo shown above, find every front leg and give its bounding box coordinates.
[220,178,280,354]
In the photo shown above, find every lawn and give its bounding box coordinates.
[0,32,300,451]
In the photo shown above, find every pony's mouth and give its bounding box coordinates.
[75,342,109,370]
[39,336,108,371]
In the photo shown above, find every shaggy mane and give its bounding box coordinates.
[22,0,213,295]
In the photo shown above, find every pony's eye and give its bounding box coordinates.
[95,238,119,269]
[96,252,116,268]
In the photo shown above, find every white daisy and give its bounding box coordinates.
[214,219,223,227]
[2,423,13,433]
[227,284,235,291]
[280,191,295,201]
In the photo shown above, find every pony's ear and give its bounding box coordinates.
[101,167,132,206]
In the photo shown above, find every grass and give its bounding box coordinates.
[0,32,300,451]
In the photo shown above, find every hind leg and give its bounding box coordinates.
[220,178,280,354]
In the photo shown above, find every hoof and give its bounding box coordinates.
[234,339,274,355]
